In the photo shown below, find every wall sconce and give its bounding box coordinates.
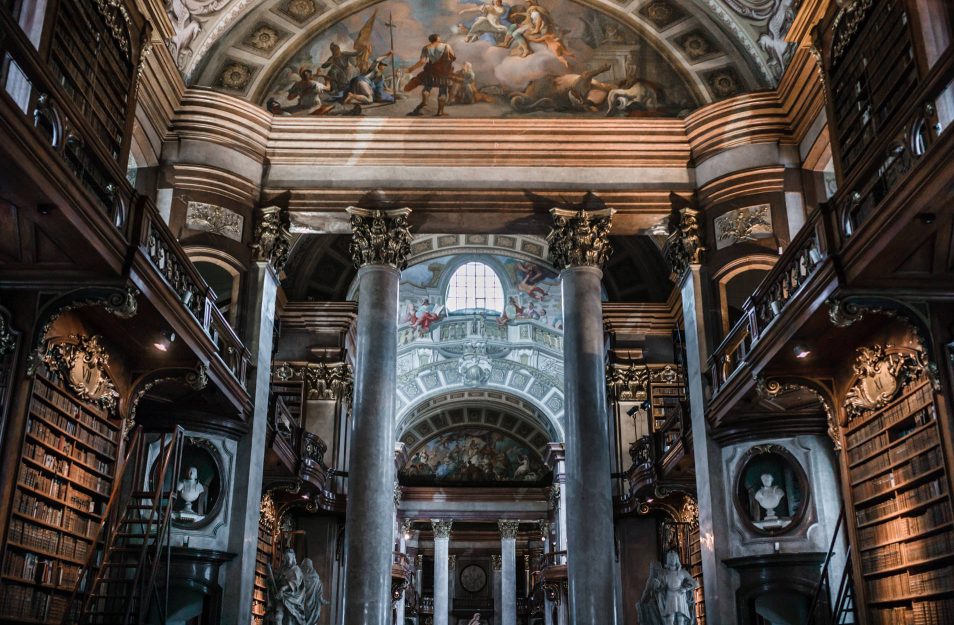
[153,330,176,352]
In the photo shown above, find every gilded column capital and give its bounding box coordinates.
[491,555,502,571]
[347,207,412,270]
[664,207,705,281]
[431,519,453,539]
[498,519,520,539]
[546,208,614,270]
[252,205,292,274]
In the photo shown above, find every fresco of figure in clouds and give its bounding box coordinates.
[260,0,699,118]
[401,428,547,483]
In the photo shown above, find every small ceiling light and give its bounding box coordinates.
[153,330,176,352]
[793,343,811,359]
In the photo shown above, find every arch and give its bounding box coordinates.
[445,261,506,314]
[713,254,778,335]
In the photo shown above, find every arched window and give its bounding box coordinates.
[445,262,504,314]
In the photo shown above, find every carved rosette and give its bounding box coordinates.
[346,207,413,270]
[491,555,502,571]
[664,207,705,281]
[431,519,453,539]
[828,297,864,327]
[43,335,119,413]
[845,345,925,419]
[273,361,353,402]
[252,205,292,274]
[498,519,520,539]
[546,208,614,270]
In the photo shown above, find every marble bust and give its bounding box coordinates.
[754,473,784,520]
[176,466,205,521]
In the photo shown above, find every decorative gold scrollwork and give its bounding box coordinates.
[546,208,614,270]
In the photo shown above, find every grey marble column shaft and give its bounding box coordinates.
[492,557,502,625]
[343,264,401,625]
[561,265,618,625]
[501,536,517,625]
[433,525,450,625]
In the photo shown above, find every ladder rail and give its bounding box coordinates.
[805,508,849,625]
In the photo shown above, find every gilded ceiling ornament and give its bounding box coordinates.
[714,204,772,249]
[273,361,353,401]
[677,496,699,526]
[431,519,453,539]
[677,32,712,60]
[346,207,413,270]
[43,335,119,413]
[498,519,520,539]
[546,208,614,270]
[252,205,292,273]
[219,61,253,91]
[282,0,318,22]
[135,40,153,97]
[639,0,686,30]
[246,24,281,52]
[260,492,277,531]
[665,207,705,281]
[828,297,864,327]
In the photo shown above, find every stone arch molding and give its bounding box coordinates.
[177,0,782,104]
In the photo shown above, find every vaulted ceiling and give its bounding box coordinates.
[165,0,803,114]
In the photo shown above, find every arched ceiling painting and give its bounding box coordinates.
[173,0,804,118]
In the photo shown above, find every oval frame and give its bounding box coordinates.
[733,444,810,536]
[152,437,227,530]
[459,563,488,594]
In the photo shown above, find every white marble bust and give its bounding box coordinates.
[754,473,784,520]
[176,466,205,520]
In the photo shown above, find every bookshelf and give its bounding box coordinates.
[688,524,705,625]
[0,371,120,624]
[252,517,275,625]
[843,379,954,625]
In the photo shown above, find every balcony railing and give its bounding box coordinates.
[709,207,830,395]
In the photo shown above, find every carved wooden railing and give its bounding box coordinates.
[709,207,830,394]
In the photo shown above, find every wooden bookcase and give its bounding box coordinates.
[252,518,275,625]
[0,371,120,623]
[688,524,705,625]
[843,380,954,625]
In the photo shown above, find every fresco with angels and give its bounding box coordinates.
[261,0,701,117]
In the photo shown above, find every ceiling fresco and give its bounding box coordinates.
[174,0,807,116]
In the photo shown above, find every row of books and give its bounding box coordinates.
[26,417,112,474]
[12,491,97,539]
[859,503,954,551]
[853,448,944,502]
[903,530,954,565]
[35,376,116,439]
[848,405,933,466]
[20,465,68,501]
[30,400,116,458]
[862,541,904,573]
[909,564,954,596]
[3,551,81,588]
[8,519,90,563]
[0,584,68,622]
[846,382,933,447]
[857,479,946,526]
[870,606,912,625]
[913,598,954,625]
[868,565,954,604]
[853,425,940,483]
[23,440,111,496]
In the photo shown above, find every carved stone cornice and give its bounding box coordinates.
[491,555,502,571]
[252,205,292,274]
[845,345,927,420]
[498,519,520,539]
[42,335,119,413]
[273,361,353,401]
[664,207,705,281]
[546,208,614,270]
[346,207,412,270]
[431,519,453,539]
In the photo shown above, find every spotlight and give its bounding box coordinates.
[793,343,811,359]
[153,330,176,352]
[626,405,640,417]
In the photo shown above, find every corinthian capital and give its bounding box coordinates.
[498,519,520,539]
[347,207,412,270]
[431,519,453,539]
[546,208,614,270]
[252,205,292,273]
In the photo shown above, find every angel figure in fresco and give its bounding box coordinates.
[459,0,510,43]
[497,0,574,67]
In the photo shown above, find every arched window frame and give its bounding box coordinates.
[444,260,506,315]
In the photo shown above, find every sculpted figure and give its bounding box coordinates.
[301,558,330,625]
[176,466,205,519]
[267,550,307,625]
[754,473,785,520]
[637,550,698,625]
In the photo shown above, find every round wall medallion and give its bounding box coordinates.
[460,564,487,593]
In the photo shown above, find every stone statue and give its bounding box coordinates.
[301,558,330,625]
[267,549,307,625]
[754,473,785,520]
[176,466,205,520]
[467,612,482,625]
[637,550,698,625]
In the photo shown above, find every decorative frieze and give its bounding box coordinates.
[186,201,244,241]
[431,519,453,539]
[606,363,681,401]
[665,207,705,281]
[346,207,413,270]
[252,205,291,273]
[273,361,353,401]
[546,208,614,270]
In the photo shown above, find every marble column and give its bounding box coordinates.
[499,520,519,625]
[432,520,453,625]
[547,208,619,625]
[343,207,412,625]
[448,554,458,615]
[492,555,502,625]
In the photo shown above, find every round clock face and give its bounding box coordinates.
[460,564,487,593]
